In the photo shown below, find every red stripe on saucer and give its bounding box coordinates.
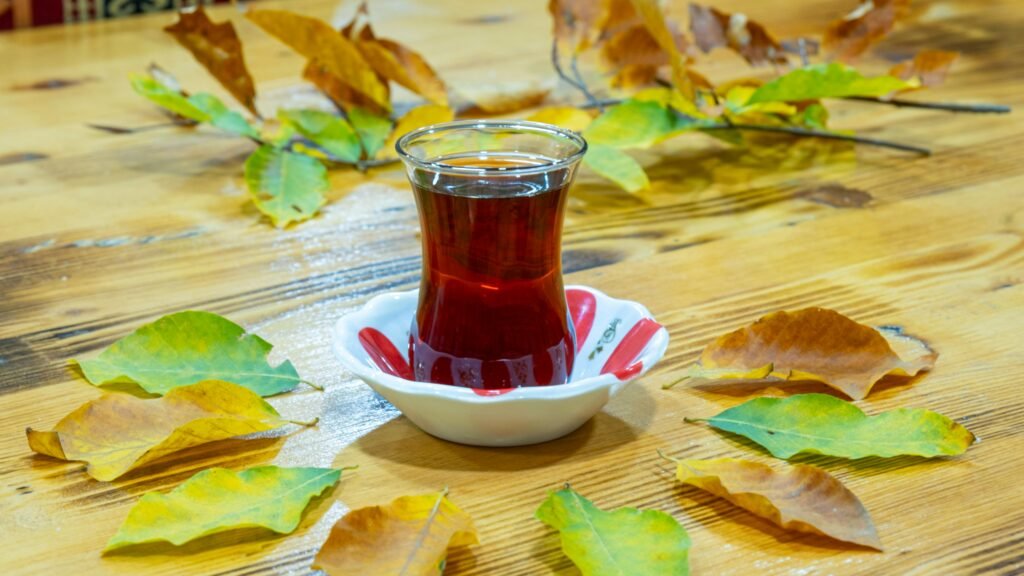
[358,327,414,380]
[601,318,661,379]
[566,288,597,352]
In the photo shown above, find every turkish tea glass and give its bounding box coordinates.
[396,120,587,390]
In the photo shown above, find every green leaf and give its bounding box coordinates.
[104,466,341,551]
[792,103,829,129]
[748,63,912,104]
[278,109,361,163]
[347,107,393,158]
[583,144,650,193]
[535,486,690,576]
[244,145,329,227]
[74,310,302,396]
[187,92,259,138]
[130,73,209,122]
[699,393,976,459]
[584,100,694,149]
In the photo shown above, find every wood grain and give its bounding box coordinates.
[1,0,1022,574]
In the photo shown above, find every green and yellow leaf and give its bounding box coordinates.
[747,63,912,104]
[695,393,975,459]
[188,92,259,138]
[130,73,208,122]
[313,490,478,575]
[245,145,329,227]
[347,107,393,158]
[74,310,302,396]
[584,144,650,193]
[584,99,693,149]
[278,109,361,163]
[536,486,690,576]
[26,381,288,481]
[669,457,882,549]
[105,466,341,551]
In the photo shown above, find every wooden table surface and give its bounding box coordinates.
[1,0,1022,574]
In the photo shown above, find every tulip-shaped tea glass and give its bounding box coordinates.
[397,120,587,390]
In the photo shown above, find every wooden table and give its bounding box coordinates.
[1,0,1022,574]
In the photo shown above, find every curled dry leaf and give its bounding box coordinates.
[670,457,882,549]
[164,7,258,116]
[694,393,976,459]
[890,49,959,88]
[303,60,389,115]
[686,307,936,399]
[536,486,691,576]
[313,490,478,575]
[458,83,551,116]
[378,103,455,159]
[549,0,608,52]
[26,381,288,481]
[688,3,787,66]
[629,0,696,101]
[74,310,302,396]
[105,466,342,552]
[823,0,910,62]
[245,9,389,110]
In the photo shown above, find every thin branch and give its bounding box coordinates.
[570,52,604,112]
[702,122,931,155]
[551,39,605,112]
[86,122,181,134]
[844,96,1011,114]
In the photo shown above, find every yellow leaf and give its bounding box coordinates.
[629,0,695,100]
[26,381,288,481]
[245,9,389,110]
[357,38,448,106]
[459,83,551,116]
[526,107,594,132]
[686,308,936,399]
[313,491,478,575]
[379,104,455,159]
[671,457,882,550]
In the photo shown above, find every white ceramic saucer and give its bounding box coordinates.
[331,285,669,446]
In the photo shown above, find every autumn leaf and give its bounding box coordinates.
[348,107,393,158]
[747,63,912,104]
[356,37,448,107]
[536,486,691,575]
[312,490,478,575]
[378,103,455,159]
[630,0,696,100]
[164,7,258,116]
[105,466,341,551]
[245,9,389,110]
[890,50,959,88]
[130,73,209,123]
[692,393,975,459]
[685,307,936,399]
[458,83,551,116]
[26,381,289,481]
[527,106,594,132]
[302,60,389,115]
[688,4,787,66]
[245,145,329,227]
[549,0,608,52]
[278,109,362,163]
[74,310,302,396]
[584,144,650,193]
[584,99,693,148]
[823,0,910,62]
[668,457,882,549]
[188,93,258,138]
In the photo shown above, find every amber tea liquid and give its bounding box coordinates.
[409,153,575,389]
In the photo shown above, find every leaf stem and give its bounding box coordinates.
[683,417,707,424]
[662,374,689,389]
[844,96,1011,114]
[287,416,320,427]
[656,449,679,463]
[300,379,324,391]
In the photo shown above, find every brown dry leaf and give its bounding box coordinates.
[687,307,936,399]
[459,83,551,116]
[313,491,478,575]
[302,60,388,115]
[629,0,696,100]
[823,0,910,62]
[688,3,787,66]
[671,457,882,550]
[890,49,958,88]
[164,7,257,116]
[26,381,288,481]
[246,9,389,110]
[378,104,455,159]
[549,0,608,52]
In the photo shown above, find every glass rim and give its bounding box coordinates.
[395,119,588,176]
